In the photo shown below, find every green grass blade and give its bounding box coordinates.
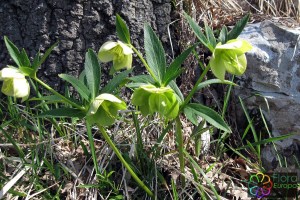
[171,179,179,200]
[237,134,294,151]
[238,97,259,151]
[0,123,25,159]
[185,150,221,200]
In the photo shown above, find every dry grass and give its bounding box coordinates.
[177,0,300,25]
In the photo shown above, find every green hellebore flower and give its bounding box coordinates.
[86,93,127,126]
[131,84,179,119]
[209,39,253,81]
[98,40,133,74]
[0,67,30,102]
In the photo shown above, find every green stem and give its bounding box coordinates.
[34,77,85,111]
[98,125,154,198]
[180,65,211,110]
[86,120,100,175]
[129,44,159,84]
[175,116,185,186]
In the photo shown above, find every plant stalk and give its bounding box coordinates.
[34,77,85,111]
[180,65,211,110]
[98,125,154,198]
[175,116,185,186]
[129,44,160,84]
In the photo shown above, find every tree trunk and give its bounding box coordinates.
[0,0,172,90]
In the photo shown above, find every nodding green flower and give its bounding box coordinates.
[98,40,133,74]
[0,67,30,102]
[87,93,127,126]
[131,84,179,119]
[209,39,253,81]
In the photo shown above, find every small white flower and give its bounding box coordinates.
[0,67,30,102]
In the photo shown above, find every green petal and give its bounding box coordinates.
[1,78,30,100]
[216,39,252,53]
[88,106,115,126]
[131,87,151,106]
[112,54,132,71]
[88,93,126,116]
[98,41,117,62]
[96,93,123,103]
[209,54,226,81]
[148,93,168,115]
[0,67,25,80]
[139,105,151,116]
[165,101,179,119]
[117,41,133,55]
[225,54,247,75]
[141,85,171,94]
[87,99,105,115]
[1,79,14,96]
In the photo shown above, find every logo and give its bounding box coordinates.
[248,172,298,199]
[248,172,273,198]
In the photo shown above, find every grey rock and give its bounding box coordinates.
[236,21,300,165]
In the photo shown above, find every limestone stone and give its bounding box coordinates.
[236,21,300,167]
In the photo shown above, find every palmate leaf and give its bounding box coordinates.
[163,44,196,86]
[116,14,131,44]
[33,41,59,71]
[168,80,184,103]
[126,75,156,89]
[204,22,217,48]
[128,75,155,84]
[4,36,23,68]
[59,74,90,101]
[101,69,132,93]
[20,48,31,68]
[144,24,166,85]
[227,13,250,40]
[84,49,101,100]
[184,103,231,132]
[183,12,212,52]
[218,26,228,44]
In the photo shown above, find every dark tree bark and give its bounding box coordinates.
[0,0,172,91]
